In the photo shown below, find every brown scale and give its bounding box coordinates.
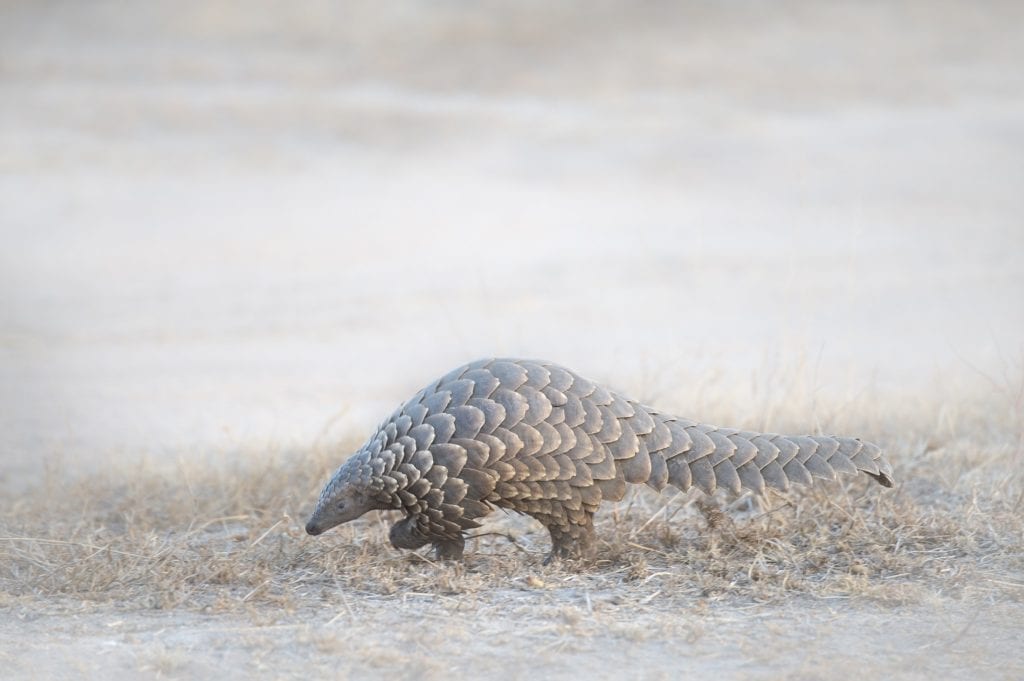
[306,358,895,563]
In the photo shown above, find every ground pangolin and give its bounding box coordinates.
[305,358,894,562]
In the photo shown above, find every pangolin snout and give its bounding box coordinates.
[305,520,324,536]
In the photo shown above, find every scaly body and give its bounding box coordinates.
[305,358,894,561]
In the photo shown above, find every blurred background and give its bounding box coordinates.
[2,1,1022,489]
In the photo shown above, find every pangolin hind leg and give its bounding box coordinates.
[542,512,596,564]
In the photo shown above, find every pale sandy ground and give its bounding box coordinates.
[4,599,1022,680]
[2,1,1023,679]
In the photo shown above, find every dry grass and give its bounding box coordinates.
[1,371,1022,624]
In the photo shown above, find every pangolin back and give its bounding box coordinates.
[306,358,894,562]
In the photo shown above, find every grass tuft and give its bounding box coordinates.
[1,381,1021,618]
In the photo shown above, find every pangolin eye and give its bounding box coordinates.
[336,501,346,510]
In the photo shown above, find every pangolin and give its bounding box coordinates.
[305,358,894,562]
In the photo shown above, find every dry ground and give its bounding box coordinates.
[2,377,1022,680]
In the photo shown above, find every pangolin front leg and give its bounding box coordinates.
[388,515,429,551]
[432,538,465,561]
[389,515,465,560]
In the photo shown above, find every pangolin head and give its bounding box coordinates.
[305,449,392,536]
